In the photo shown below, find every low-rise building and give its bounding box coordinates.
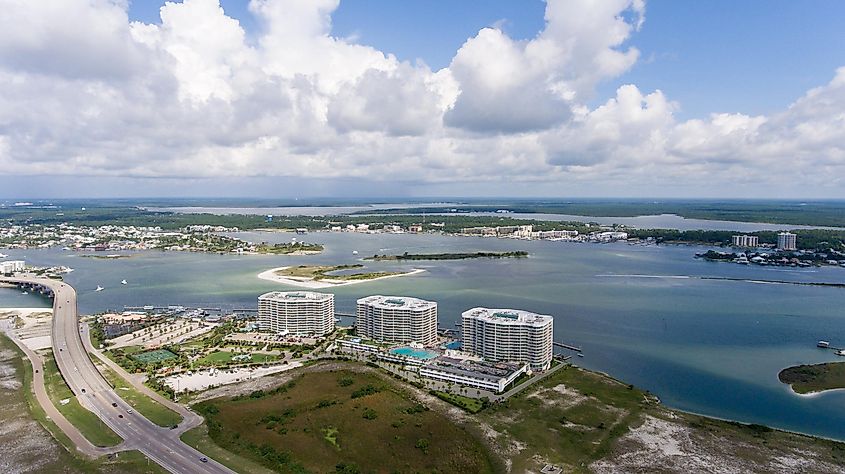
[419,358,527,393]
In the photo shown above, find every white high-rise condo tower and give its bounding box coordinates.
[462,308,554,371]
[258,291,335,336]
[356,295,438,346]
[777,232,797,251]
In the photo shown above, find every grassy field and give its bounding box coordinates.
[779,362,845,394]
[0,334,165,473]
[194,368,495,473]
[275,264,404,281]
[479,364,845,473]
[181,423,276,474]
[97,362,182,427]
[42,353,124,447]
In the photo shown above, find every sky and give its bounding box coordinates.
[1,0,845,199]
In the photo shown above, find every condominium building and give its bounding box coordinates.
[731,235,759,247]
[0,260,25,274]
[356,295,438,346]
[462,308,554,371]
[258,291,335,336]
[777,232,797,251]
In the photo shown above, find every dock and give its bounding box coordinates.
[553,341,582,352]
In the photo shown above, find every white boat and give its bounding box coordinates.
[21,291,27,295]
[121,280,128,285]
[95,286,104,292]
[0,253,8,258]
[352,250,359,255]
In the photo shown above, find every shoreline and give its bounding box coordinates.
[257,266,425,289]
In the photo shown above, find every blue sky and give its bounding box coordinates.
[2,0,845,198]
[127,0,845,120]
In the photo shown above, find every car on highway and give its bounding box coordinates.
[112,402,118,407]
[118,414,123,418]
[200,457,208,463]
[127,409,133,414]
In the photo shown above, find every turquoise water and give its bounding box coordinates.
[391,347,439,359]
[444,341,461,350]
[3,231,845,439]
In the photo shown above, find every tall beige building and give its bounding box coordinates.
[462,307,553,370]
[258,291,335,336]
[356,295,438,346]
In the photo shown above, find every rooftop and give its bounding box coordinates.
[259,291,333,302]
[462,307,553,326]
[357,295,437,311]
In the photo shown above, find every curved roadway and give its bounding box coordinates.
[2,276,233,474]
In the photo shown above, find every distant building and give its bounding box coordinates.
[408,225,424,233]
[0,260,25,274]
[356,295,438,346]
[462,307,553,371]
[258,291,335,336]
[731,235,759,247]
[777,232,797,251]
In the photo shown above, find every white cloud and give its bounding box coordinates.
[0,0,844,197]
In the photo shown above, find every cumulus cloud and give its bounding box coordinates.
[0,0,844,196]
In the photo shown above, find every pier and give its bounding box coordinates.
[553,341,582,352]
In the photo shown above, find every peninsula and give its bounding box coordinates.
[365,250,528,261]
[257,264,423,289]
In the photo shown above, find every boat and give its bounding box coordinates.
[0,253,8,258]
[121,280,127,285]
[95,286,104,292]
[352,250,359,255]
[21,291,27,295]
[818,340,830,348]
[837,350,845,357]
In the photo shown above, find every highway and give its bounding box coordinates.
[3,276,234,474]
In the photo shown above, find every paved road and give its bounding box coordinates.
[80,323,205,437]
[3,276,234,474]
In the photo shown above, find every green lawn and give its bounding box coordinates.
[42,354,124,447]
[98,363,183,428]
[194,366,495,473]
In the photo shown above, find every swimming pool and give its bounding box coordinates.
[443,341,461,350]
[390,347,439,360]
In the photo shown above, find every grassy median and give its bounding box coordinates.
[42,353,123,447]
[96,362,183,428]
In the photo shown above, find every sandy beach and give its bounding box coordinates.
[257,266,425,289]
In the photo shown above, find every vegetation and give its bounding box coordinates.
[779,362,845,394]
[97,363,182,428]
[275,264,405,281]
[193,368,495,473]
[42,354,123,447]
[433,391,486,413]
[366,250,529,261]
[181,423,277,474]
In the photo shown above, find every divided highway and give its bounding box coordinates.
[3,276,234,474]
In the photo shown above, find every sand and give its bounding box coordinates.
[257,266,425,289]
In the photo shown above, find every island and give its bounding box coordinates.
[365,250,528,261]
[779,362,845,394]
[257,264,424,289]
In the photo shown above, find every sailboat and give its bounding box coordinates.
[95,286,104,292]
[121,280,128,285]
